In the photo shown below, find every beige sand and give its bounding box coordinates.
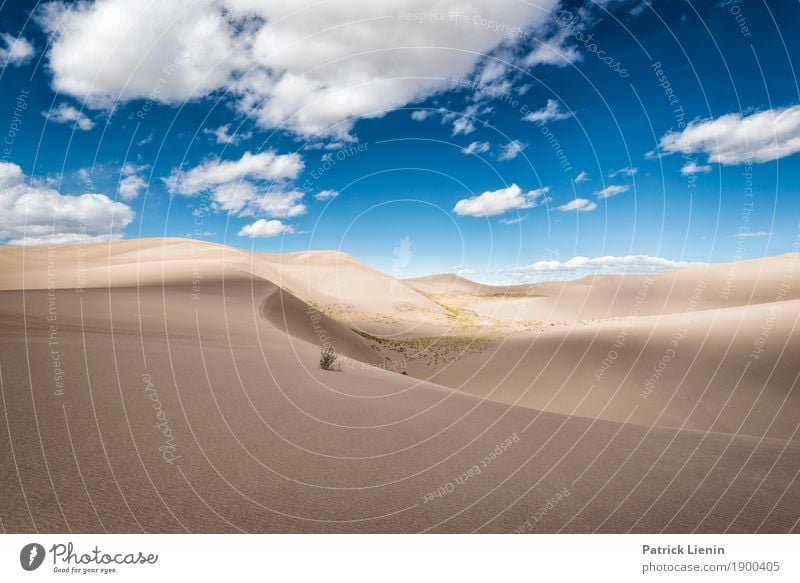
[0,238,797,533]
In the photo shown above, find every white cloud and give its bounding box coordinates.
[574,171,590,183]
[136,131,154,146]
[475,57,507,84]
[167,150,303,196]
[461,141,490,155]
[122,162,148,175]
[209,182,256,215]
[76,168,93,184]
[209,182,306,218]
[451,117,476,136]
[629,1,652,17]
[497,139,527,161]
[643,149,660,160]
[658,104,800,165]
[167,150,306,219]
[733,231,771,239]
[118,175,146,201]
[117,163,149,201]
[0,33,35,66]
[38,0,558,138]
[556,198,597,212]
[203,123,251,145]
[680,161,712,175]
[505,254,692,282]
[595,184,630,199]
[43,103,95,131]
[37,0,245,108]
[608,166,637,177]
[411,110,431,121]
[453,184,548,217]
[524,99,572,123]
[524,27,581,68]
[499,215,527,225]
[238,219,295,238]
[453,265,476,276]
[255,189,307,218]
[0,161,134,245]
[442,103,490,136]
[314,189,339,201]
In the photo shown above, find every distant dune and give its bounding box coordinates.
[0,238,797,533]
[464,254,800,323]
[404,273,498,296]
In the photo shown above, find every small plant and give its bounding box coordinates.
[319,347,338,371]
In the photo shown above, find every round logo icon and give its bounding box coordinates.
[20,543,46,571]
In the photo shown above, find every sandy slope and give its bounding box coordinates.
[427,301,800,440]
[0,239,798,533]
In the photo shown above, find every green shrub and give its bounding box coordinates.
[319,347,338,371]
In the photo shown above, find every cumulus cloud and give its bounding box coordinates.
[524,99,572,123]
[440,103,489,136]
[453,184,548,217]
[43,103,95,131]
[0,161,134,245]
[505,254,692,282]
[167,150,306,219]
[680,161,712,175]
[556,198,596,212]
[118,175,146,201]
[314,189,339,201]
[497,139,527,161]
[461,141,490,155]
[122,162,147,175]
[117,163,150,201]
[595,184,630,199]
[207,182,255,215]
[254,189,305,217]
[658,104,800,165]
[203,123,251,145]
[574,171,590,183]
[211,183,306,218]
[411,110,431,121]
[38,0,558,138]
[252,188,306,218]
[167,150,303,196]
[238,219,295,238]
[37,0,245,107]
[451,117,476,136]
[0,33,35,66]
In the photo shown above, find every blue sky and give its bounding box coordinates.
[0,0,798,282]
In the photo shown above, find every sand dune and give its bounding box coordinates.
[465,254,800,323]
[0,238,798,533]
[0,238,442,316]
[405,273,502,296]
